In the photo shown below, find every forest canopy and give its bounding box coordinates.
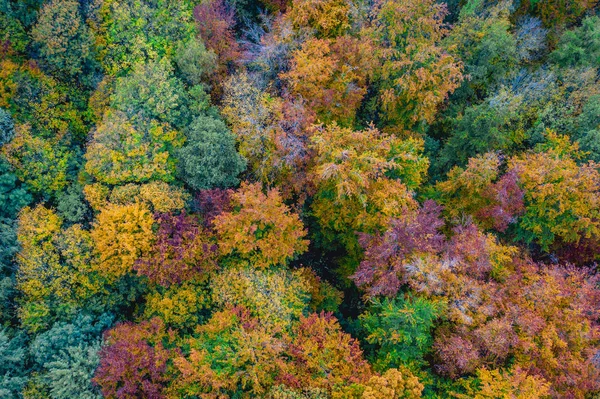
[0,0,599,398]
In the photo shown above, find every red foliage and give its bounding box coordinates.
[194,0,241,95]
[284,312,372,389]
[194,188,233,229]
[134,212,218,286]
[352,200,445,297]
[94,318,175,399]
[477,170,525,232]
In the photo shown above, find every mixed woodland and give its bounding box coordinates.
[1,0,600,397]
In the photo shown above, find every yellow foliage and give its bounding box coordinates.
[143,281,211,329]
[91,202,154,281]
[16,206,99,331]
[361,368,423,399]
[454,367,550,399]
[214,182,309,268]
[282,36,375,125]
[286,0,350,38]
[211,267,310,328]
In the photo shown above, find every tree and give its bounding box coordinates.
[84,111,184,185]
[453,367,550,399]
[435,153,524,232]
[508,132,600,251]
[0,107,14,145]
[221,73,314,193]
[361,368,423,399]
[309,123,427,254]
[29,313,112,399]
[211,267,310,329]
[193,0,241,93]
[213,182,309,269]
[111,59,201,130]
[282,36,375,126]
[90,202,154,281]
[30,0,95,80]
[170,307,288,397]
[0,329,28,399]
[83,182,190,214]
[551,16,600,68]
[134,212,217,287]
[143,281,211,330]
[285,0,350,38]
[359,295,445,370]
[2,125,73,197]
[176,115,246,190]
[97,0,196,74]
[16,206,98,332]
[173,38,217,87]
[443,3,518,101]
[0,157,30,219]
[285,312,372,390]
[94,318,174,399]
[365,0,463,130]
[352,200,445,298]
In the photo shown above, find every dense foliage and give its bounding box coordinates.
[1,0,599,398]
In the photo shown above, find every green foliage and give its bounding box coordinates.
[111,59,202,130]
[174,38,217,86]
[0,329,28,399]
[84,110,183,185]
[360,295,445,370]
[0,157,30,219]
[2,126,74,198]
[97,0,196,75]
[30,0,96,81]
[551,16,600,68]
[176,115,246,190]
[56,183,89,225]
[0,108,14,146]
[28,314,112,399]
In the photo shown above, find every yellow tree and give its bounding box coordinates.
[90,202,154,281]
[508,132,600,251]
[365,0,462,130]
[16,205,98,332]
[213,182,309,269]
[282,36,376,126]
[310,123,427,256]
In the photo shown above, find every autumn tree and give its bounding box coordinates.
[134,211,217,287]
[170,307,288,397]
[282,36,375,126]
[508,132,600,251]
[94,318,174,399]
[97,0,196,74]
[435,152,524,231]
[365,0,463,130]
[213,182,309,269]
[90,202,154,281]
[310,123,427,255]
[211,267,310,328]
[84,111,184,186]
[221,73,314,194]
[2,125,73,198]
[16,206,98,332]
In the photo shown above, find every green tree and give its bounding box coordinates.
[551,16,600,68]
[176,115,246,190]
[360,295,445,370]
[111,59,203,130]
[30,0,96,81]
